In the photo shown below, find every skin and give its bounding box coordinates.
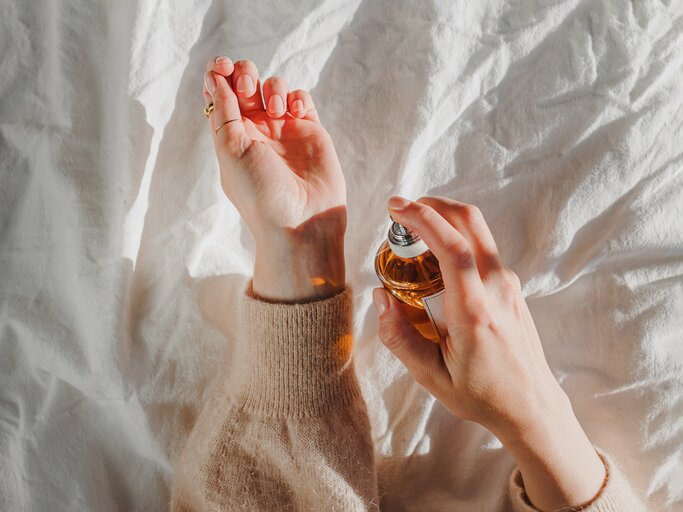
[203,56,346,302]
[203,56,606,511]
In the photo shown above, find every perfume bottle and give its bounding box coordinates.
[374,218,447,342]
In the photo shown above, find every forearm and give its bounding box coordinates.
[238,282,377,508]
[487,383,610,511]
[172,283,379,511]
[190,50,377,510]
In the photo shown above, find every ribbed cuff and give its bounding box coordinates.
[235,281,360,417]
[508,448,645,512]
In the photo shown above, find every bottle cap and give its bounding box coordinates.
[387,219,429,258]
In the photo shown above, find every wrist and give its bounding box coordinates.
[493,386,606,511]
[494,390,580,460]
[489,379,572,444]
[253,221,346,303]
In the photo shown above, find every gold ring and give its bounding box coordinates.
[204,103,214,118]
[214,118,241,135]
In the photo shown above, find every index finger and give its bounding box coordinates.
[387,196,487,315]
[416,197,502,278]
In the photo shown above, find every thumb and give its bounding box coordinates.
[373,288,446,389]
[205,71,248,158]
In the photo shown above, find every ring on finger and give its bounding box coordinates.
[214,118,241,135]
[204,103,214,118]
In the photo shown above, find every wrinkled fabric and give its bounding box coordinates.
[0,1,681,511]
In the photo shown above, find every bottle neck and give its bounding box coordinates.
[389,238,429,258]
[387,220,429,258]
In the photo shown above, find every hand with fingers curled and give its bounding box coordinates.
[203,56,346,303]
[373,196,608,512]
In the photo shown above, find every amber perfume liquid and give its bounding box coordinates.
[374,222,447,342]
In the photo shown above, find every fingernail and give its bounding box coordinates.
[388,196,411,211]
[235,75,255,95]
[213,56,227,64]
[267,95,285,116]
[292,99,304,113]
[204,71,216,96]
[373,288,390,316]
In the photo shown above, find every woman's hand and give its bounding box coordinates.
[373,196,606,512]
[203,57,346,302]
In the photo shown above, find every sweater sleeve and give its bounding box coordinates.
[508,448,646,512]
[171,283,379,512]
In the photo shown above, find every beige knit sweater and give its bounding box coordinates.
[171,285,645,511]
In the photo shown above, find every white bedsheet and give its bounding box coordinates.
[1,1,682,510]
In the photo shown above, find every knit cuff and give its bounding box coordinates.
[508,448,645,512]
[235,281,360,417]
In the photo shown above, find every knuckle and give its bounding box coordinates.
[498,279,515,301]
[467,310,488,327]
[418,196,453,213]
[483,319,503,338]
[497,269,521,303]
[464,300,490,325]
[481,253,502,272]
[461,204,483,224]
[411,203,435,225]
[456,250,475,270]
[444,244,475,270]
[415,195,436,206]
[502,267,521,289]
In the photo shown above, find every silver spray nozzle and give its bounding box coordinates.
[388,218,421,247]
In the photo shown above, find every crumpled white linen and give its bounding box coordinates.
[0,0,681,510]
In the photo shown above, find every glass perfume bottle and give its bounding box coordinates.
[374,218,447,342]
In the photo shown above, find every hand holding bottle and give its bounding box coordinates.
[373,196,607,512]
[203,57,346,302]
